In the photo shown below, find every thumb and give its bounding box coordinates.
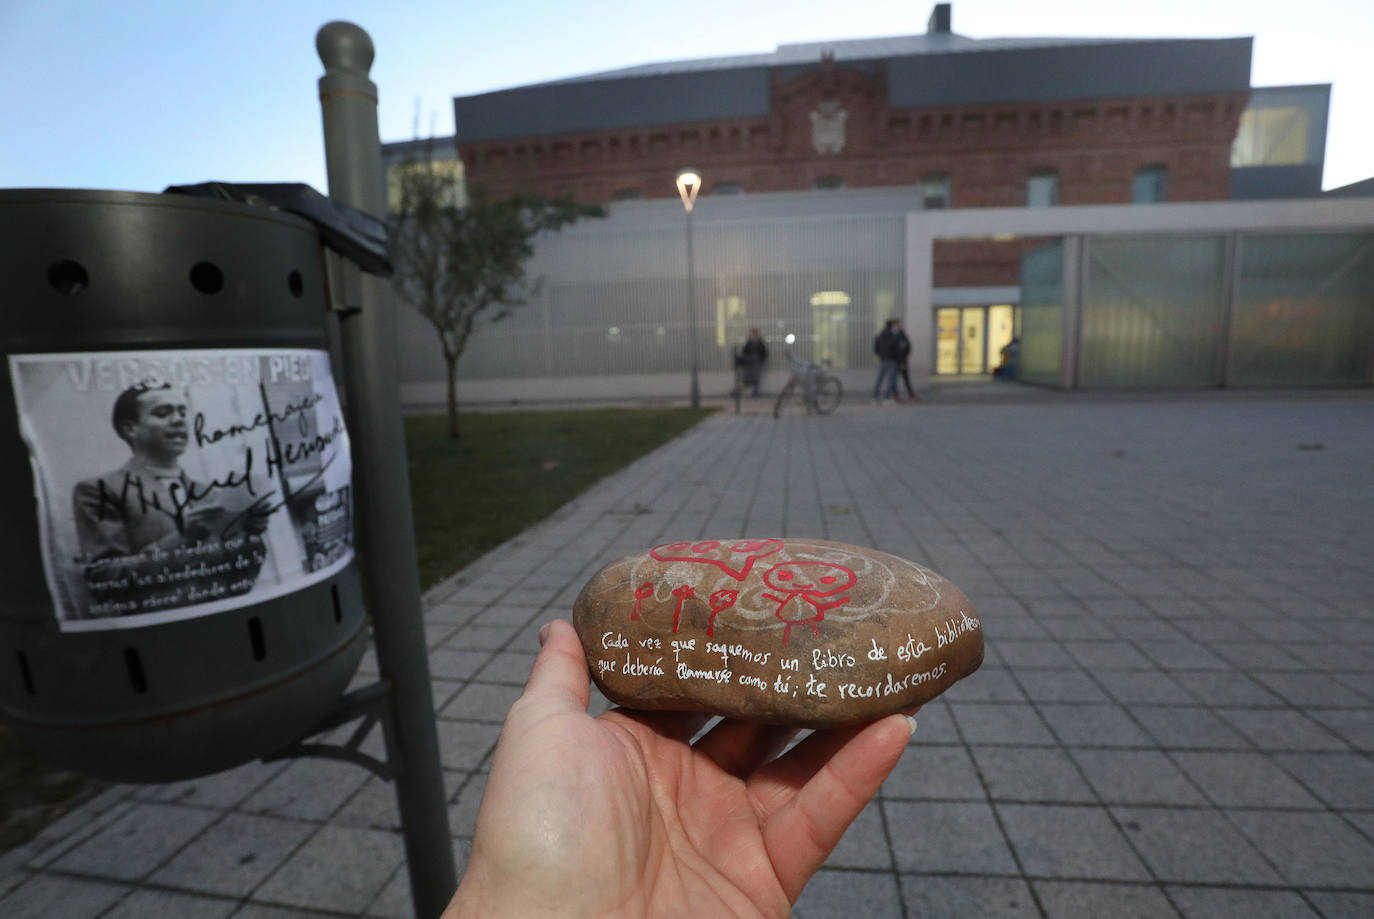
[517,619,591,715]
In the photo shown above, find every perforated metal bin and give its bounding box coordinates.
[0,189,367,783]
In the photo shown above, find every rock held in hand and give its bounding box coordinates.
[572,538,983,727]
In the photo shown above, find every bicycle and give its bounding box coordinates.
[772,349,842,418]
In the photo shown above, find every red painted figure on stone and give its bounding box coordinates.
[761,561,857,646]
[706,589,738,637]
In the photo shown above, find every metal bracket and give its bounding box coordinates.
[323,248,364,315]
[262,678,395,780]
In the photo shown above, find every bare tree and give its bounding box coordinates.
[389,150,604,437]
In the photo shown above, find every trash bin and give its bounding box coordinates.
[0,189,367,782]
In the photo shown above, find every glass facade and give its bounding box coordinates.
[1079,236,1226,387]
[1228,233,1374,386]
[412,214,905,382]
[1018,241,1065,386]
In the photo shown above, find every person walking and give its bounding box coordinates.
[740,327,768,397]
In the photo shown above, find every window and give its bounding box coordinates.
[712,182,744,195]
[1132,165,1168,203]
[386,158,466,213]
[814,176,845,190]
[1027,170,1058,208]
[1231,106,1312,167]
[611,189,643,201]
[919,173,950,210]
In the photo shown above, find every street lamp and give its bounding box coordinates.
[676,167,702,408]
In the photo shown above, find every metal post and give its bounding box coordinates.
[686,206,700,408]
[315,22,456,919]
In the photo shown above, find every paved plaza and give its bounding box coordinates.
[3,389,1373,918]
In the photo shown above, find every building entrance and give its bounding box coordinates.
[934,304,1017,376]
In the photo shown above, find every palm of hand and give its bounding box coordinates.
[448,622,912,919]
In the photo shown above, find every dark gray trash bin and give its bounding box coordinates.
[0,189,367,783]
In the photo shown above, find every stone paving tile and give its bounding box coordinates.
[1172,751,1321,809]
[1069,749,1207,806]
[884,801,1018,874]
[0,873,130,919]
[1166,886,1321,919]
[997,804,1151,881]
[1304,891,1374,919]
[1013,668,1111,703]
[794,869,903,919]
[252,825,403,913]
[1033,880,1178,919]
[823,803,891,869]
[240,759,370,822]
[446,773,487,840]
[333,777,403,833]
[1111,807,1284,885]
[434,720,504,772]
[139,760,289,810]
[884,743,984,800]
[897,874,1039,919]
[1227,809,1374,888]
[947,702,1057,746]
[1215,708,1351,752]
[149,813,316,897]
[102,888,239,919]
[1036,702,1154,748]
[439,681,524,722]
[1128,705,1252,750]
[970,746,1098,804]
[52,802,221,881]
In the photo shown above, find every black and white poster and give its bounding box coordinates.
[8,348,355,632]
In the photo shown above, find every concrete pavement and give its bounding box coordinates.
[3,389,1373,918]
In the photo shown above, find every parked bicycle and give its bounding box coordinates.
[772,338,842,418]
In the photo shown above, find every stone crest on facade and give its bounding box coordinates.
[810,99,848,155]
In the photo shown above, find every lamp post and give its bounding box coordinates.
[676,167,702,409]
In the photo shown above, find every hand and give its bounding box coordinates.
[444,620,916,919]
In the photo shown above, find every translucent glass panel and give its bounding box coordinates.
[432,215,905,380]
[960,309,985,373]
[1079,236,1225,387]
[1228,233,1374,386]
[1018,241,1064,386]
[1231,106,1313,167]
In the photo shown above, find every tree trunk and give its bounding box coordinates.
[446,355,460,439]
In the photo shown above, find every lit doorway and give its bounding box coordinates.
[934,304,1017,375]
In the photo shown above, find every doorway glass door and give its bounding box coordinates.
[934,305,1018,376]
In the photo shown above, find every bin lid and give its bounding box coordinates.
[163,182,392,276]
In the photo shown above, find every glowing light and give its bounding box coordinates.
[676,167,702,212]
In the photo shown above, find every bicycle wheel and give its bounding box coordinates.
[811,375,843,414]
[772,380,792,419]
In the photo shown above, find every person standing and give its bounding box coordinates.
[872,318,908,404]
[740,327,768,397]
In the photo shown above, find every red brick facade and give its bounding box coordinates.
[457,57,1246,287]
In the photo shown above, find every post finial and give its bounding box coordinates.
[316,21,375,74]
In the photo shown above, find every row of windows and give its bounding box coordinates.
[613,166,1171,206]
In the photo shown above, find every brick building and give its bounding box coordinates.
[385,4,1341,391]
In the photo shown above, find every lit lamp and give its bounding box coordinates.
[676,167,702,408]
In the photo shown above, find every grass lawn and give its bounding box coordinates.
[0,406,712,855]
[407,407,714,588]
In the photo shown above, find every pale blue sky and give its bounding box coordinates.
[2,0,1369,193]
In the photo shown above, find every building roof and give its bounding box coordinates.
[450,28,1253,144]
[546,32,1154,85]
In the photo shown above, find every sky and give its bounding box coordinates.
[2,0,1370,194]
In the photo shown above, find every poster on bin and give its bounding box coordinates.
[8,348,355,632]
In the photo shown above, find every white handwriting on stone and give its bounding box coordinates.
[895,633,932,663]
[624,654,665,676]
[602,632,628,649]
[811,647,856,671]
[867,638,888,661]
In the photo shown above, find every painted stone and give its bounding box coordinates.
[572,538,983,728]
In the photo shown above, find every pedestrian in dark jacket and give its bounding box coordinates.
[740,328,768,396]
[872,319,909,403]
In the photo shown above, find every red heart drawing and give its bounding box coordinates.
[648,538,784,581]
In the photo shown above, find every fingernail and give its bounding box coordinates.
[538,621,553,646]
[905,715,918,736]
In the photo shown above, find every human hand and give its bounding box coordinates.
[443,619,916,919]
